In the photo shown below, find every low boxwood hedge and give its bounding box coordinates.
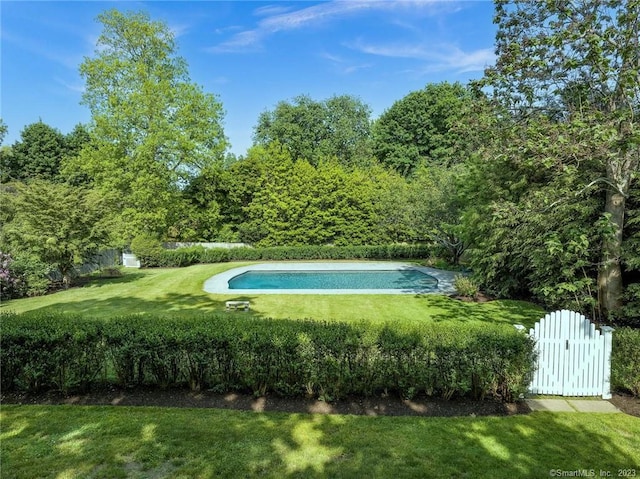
[133,244,434,268]
[1,312,536,402]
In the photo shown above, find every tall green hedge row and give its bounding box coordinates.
[611,327,640,397]
[135,244,433,268]
[0,312,535,402]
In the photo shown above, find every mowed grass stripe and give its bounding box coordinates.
[0,263,543,326]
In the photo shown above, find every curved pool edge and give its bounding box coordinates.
[203,262,458,295]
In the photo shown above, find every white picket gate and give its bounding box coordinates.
[122,253,141,268]
[522,310,614,399]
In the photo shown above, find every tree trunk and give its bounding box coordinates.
[598,189,625,317]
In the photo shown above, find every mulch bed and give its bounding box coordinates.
[4,387,637,417]
[2,386,529,417]
[610,393,640,417]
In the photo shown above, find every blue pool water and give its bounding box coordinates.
[227,270,438,290]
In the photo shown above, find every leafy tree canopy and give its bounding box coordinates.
[1,121,67,183]
[2,180,113,287]
[63,9,227,240]
[372,82,472,176]
[468,0,639,318]
[253,94,373,167]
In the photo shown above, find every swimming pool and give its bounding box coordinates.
[203,262,457,295]
[228,269,438,290]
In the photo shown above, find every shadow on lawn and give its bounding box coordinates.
[3,404,638,478]
[417,294,544,328]
[254,411,639,478]
[77,272,147,288]
[8,292,266,319]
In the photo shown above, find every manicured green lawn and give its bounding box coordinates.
[1,265,632,478]
[0,263,544,327]
[2,405,639,479]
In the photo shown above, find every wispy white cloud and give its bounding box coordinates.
[170,23,191,39]
[319,51,373,75]
[253,5,294,18]
[351,40,495,73]
[208,0,447,53]
[54,76,85,94]
[214,25,244,35]
[1,29,86,70]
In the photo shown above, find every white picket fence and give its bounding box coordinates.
[519,310,614,399]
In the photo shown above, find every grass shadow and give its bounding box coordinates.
[8,292,266,320]
[415,294,544,328]
[75,273,147,288]
[2,404,638,478]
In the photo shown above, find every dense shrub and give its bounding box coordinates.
[134,244,434,268]
[130,234,165,267]
[0,252,50,299]
[611,327,640,397]
[0,313,104,393]
[0,252,22,300]
[453,275,480,299]
[0,312,535,401]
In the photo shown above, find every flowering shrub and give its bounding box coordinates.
[0,252,24,300]
[0,252,50,299]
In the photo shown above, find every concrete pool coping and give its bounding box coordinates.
[203,262,458,295]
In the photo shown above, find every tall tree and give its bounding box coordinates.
[64,124,91,159]
[254,94,372,167]
[64,9,227,240]
[372,82,471,176]
[238,143,388,246]
[481,0,639,317]
[1,121,67,183]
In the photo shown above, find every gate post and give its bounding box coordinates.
[601,326,615,399]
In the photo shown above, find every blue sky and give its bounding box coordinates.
[1,1,497,156]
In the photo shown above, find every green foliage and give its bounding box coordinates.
[0,312,536,401]
[0,118,6,144]
[254,94,373,167]
[459,105,616,315]
[611,327,640,397]
[134,244,433,268]
[0,313,105,393]
[2,180,113,287]
[6,253,51,297]
[372,82,471,176]
[229,144,415,246]
[481,0,640,317]
[64,9,227,240]
[409,164,466,263]
[620,284,640,327]
[130,234,165,267]
[454,275,479,299]
[0,121,67,183]
[177,165,229,240]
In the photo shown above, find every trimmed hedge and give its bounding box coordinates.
[0,312,535,402]
[135,244,433,268]
[611,327,640,397]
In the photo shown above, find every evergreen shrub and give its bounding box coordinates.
[1,312,535,401]
[611,327,640,397]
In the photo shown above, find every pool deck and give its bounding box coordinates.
[203,262,458,295]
